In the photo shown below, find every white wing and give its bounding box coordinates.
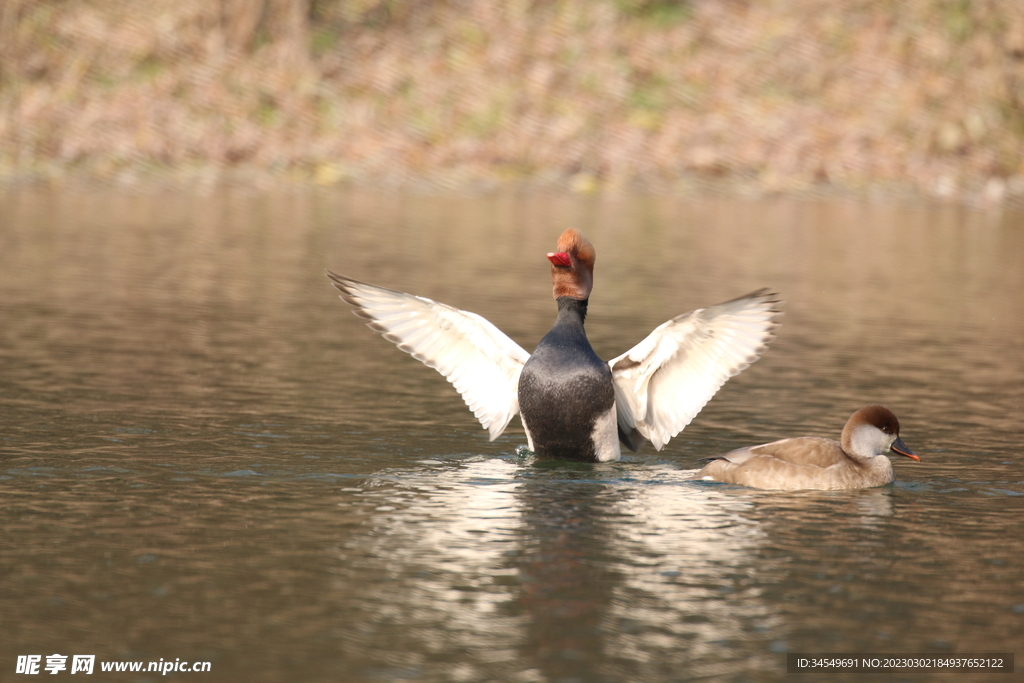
[610,289,782,451]
[327,271,530,440]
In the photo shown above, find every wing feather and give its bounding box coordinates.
[610,288,782,450]
[327,270,530,440]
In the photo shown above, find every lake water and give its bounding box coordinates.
[1,186,1022,682]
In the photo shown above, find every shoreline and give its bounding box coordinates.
[2,164,1021,208]
[3,1,1023,204]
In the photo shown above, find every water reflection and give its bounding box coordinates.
[600,473,775,679]
[331,458,525,680]
[338,462,929,680]
[2,187,1024,682]
[514,473,622,681]
[347,460,777,681]
[346,459,917,680]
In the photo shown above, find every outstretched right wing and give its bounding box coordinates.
[327,271,531,440]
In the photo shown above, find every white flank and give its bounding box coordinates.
[591,403,622,462]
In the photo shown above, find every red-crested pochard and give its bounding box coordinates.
[328,228,781,462]
[697,404,919,490]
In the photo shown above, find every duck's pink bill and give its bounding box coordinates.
[547,252,572,267]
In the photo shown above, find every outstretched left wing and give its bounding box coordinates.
[611,289,782,451]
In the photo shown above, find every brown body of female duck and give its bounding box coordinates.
[697,405,919,490]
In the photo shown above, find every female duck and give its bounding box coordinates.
[697,405,919,490]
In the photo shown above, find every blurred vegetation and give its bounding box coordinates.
[1,0,1023,198]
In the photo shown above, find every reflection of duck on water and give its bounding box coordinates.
[328,229,780,462]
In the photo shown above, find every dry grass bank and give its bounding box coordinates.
[1,0,1023,199]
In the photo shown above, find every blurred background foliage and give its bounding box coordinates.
[1,0,1023,198]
